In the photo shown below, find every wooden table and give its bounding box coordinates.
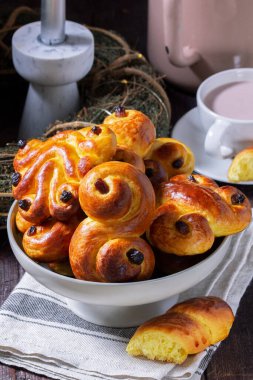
[1,1,253,379]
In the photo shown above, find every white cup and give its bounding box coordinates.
[196,68,253,159]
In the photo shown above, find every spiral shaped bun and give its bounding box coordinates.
[144,159,168,189]
[148,203,215,255]
[69,219,155,282]
[22,214,82,262]
[79,161,156,235]
[16,211,34,233]
[147,174,251,255]
[103,107,156,157]
[71,161,156,282]
[144,138,195,179]
[12,124,117,224]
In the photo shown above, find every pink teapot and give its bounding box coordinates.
[148,0,253,91]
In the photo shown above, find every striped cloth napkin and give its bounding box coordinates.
[0,219,253,380]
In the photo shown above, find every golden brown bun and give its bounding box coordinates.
[112,145,145,172]
[22,214,82,262]
[144,159,168,189]
[12,124,117,224]
[16,211,33,233]
[69,218,155,282]
[144,138,195,179]
[79,161,156,235]
[228,147,253,182]
[147,174,251,255]
[71,161,156,282]
[148,203,215,255]
[126,296,234,364]
[169,297,234,344]
[103,108,156,157]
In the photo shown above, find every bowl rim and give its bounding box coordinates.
[7,201,232,287]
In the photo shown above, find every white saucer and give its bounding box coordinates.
[172,107,253,185]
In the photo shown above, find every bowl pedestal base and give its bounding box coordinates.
[66,295,179,328]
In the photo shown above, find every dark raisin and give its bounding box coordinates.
[91,126,102,135]
[95,178,109,194]
[11,172,21,186]
[18,199,31,211]
[126,249,144,265]
[17,139,27,148]
[114,105,126,117]
[145,167,154,178]
[175,220,190,235]
[172,158,184,169]
[60,190,73,203]
[27,226,36,236]
[188,174,197,183]
[231,193,245,205]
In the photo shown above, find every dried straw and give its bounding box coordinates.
[0,6,172,228]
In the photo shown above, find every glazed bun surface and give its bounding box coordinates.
[79,161,156,234]
[22,214,81,262]
[112,145,145,172]
[12,124,117,224]
[69,219,155,282]
[147,174,251,255]
[70,161,156,282]
[127,296,234,364]
[103,107,156,157]
[144,138,195,179]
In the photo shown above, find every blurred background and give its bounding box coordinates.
[0,0,148,144]
[0,0,196,145]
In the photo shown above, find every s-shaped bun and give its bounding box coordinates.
[147,174,251,255]
[12,124,116,224]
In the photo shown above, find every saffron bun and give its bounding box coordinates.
[70,161,156,282]
[112,145,145,172]
[144,159,168,189]
[12,124,117,224]
[15,211,33,233]
[22,214,82,262]
[69,218,155,282]
[78,161,156,234]
[228,147,253,182]
[144,137,195,179]
[103,107,156,157]
[126,296,234,364]
[147,174,251,255]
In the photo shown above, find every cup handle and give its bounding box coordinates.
[204,119,234,159]
[163,0,201,67]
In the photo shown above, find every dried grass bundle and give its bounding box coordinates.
[0,6,172,228]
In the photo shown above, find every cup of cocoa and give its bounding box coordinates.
[197,68,253,159]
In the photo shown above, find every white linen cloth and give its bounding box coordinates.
[0,219,253,380]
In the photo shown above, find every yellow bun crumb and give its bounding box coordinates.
[228,147,253,182]
[126,296,234,364]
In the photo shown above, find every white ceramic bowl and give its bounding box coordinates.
[7,201,231,327]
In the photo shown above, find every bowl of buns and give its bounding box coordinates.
[7,107,252,327]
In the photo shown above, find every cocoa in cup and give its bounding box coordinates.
[197,68,253,159]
